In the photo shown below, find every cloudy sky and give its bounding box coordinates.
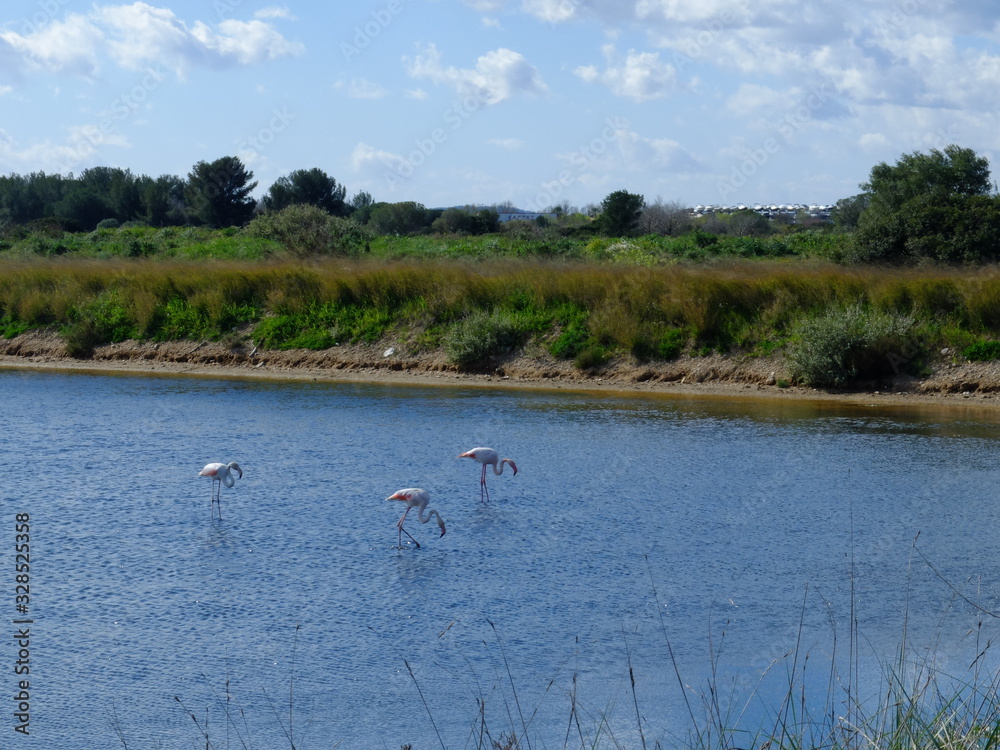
[2,0,998,210]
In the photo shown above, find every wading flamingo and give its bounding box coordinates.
[199,462,242,519]
[386,488,446,548]
[458,447,517,503]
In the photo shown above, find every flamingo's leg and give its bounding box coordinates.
[400,525,421,549]
[481,464,490,503]
[397,507,419,548]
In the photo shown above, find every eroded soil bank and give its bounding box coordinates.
[2,328,1000,408]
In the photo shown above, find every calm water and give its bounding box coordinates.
[4,369,1000,749]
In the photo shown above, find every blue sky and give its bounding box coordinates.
[2,1,999,210]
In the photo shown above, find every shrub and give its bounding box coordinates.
[549,321,591,359]
[252,314,332,350]
[245,204,371,256]
[574,345,609,370]
[963,340,1000,362]
[446,309,524,368]
[155,298,210,341]
[657,328,686,360]
[788,305,918,386]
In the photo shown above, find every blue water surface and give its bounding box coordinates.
[3,368,1000,749]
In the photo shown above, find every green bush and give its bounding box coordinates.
[155,298,210,341]
[446,309,524,368]
[962,340,1000,362]
[549,321,591,359]
[574,345,609,370]
[245,204,371,256]
[788,305,918,386]
[657,328,686,360]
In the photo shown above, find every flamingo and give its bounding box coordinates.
[198,462,242,519]
[386,488,446,548]
[458,447,517,503]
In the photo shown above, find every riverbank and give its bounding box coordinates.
[3,328,1000,409]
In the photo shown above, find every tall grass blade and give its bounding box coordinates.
[487,618,532,750]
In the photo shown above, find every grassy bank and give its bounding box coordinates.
[4,257,1000,386]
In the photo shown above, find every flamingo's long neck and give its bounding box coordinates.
[491,459,509,476]
[415,504,437,524]
[415,505,445,530]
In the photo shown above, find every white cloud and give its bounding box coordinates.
[726,84,791,116]
[521,0,581,23]
[0,123,131,174]
[405,43,546,104]
[617,129,706,172]
[464,0,505,10]
[574,45,678,102]
[859,133,889,150]
[81,2,303,77]
[0,15,104,77]
[350,142,408,175]
[255,7,295,20]
[337,77,387,99]
[0,86,11,96]
[489,138,524,150]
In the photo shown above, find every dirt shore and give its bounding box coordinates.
[2,328,1000,409]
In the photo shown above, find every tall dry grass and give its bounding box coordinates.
[2,258,1000,373]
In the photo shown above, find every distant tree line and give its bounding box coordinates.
[2,144,999,264]
[0,157,359,232]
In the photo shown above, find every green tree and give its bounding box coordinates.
[367,201,430,235]
[853,145,999,263]
[53,187,112,231]
[830,193,870,230]
[140,174,187,226]
[0,172,70,224]
[599,189,645,237]
[726,209,771,237]
[185,156,258,228]
[431,206,499,235]
[863,144,992,212]
[262,168,348,216]
[79,167,145,223]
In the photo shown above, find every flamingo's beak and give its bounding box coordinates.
[440,527,447,537]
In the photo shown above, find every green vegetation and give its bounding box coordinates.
[3,144,1000,387]
[1,256,1000,387]
[787,305,918,386]
[962,340,1000,362]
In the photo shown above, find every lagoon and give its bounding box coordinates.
[4,369,1000,749]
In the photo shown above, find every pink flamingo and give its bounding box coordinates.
[386,488,446,548]
[199,462,242,519]
[458,447,517,502]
